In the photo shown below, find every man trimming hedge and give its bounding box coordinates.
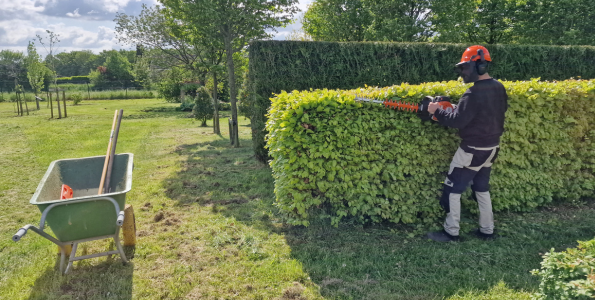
[426,45,508,242]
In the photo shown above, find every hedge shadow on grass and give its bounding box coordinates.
[160,137,595,299]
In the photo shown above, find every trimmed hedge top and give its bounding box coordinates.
[266,79,595,226]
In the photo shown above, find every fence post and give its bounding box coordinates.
[62,90,67,118]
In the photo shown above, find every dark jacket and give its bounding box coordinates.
[434,78,508,147]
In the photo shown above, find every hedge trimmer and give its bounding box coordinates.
[354,95,455,121]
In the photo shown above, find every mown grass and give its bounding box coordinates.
[0,99,593,299]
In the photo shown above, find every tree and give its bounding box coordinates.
[517,0,595,46]
[52,50,99,77]
[37,30,63,118]
[133,54,153,89]
[303,0,372,41]
[115,4,226,134]
[193,86,214,126]
[365,0,434,42]
[0,50,27,115]
[104,51,135,88]
[25,41,48,110]
[0,50,28,93]
[161,0,299,147]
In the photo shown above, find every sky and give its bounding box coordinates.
[0,0,314,55]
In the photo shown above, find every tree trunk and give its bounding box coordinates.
[212,72,220,134]
[46,91,50,108]
[55,89,62,119]
[35,92,40,110]
[62,90,67,118]
[23,91,29,115]
[49,91,54,118]
[18,93,24,117]
[15,90,21,116]
[223,32,239,147]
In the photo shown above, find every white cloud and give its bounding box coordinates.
[0,0,310,52]
[272,0,314,40]
[66,8,81,18]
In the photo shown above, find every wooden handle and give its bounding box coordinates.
[98,110,119,195]
[103,109,123,194]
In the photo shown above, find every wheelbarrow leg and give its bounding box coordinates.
[65,243,78,274]
[114,227,128,264]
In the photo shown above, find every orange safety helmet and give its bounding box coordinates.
[455,45,491,82]
[458,45,491,65]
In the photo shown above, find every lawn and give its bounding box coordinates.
[0,99,593,299]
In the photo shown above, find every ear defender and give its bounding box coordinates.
[476,49,488,75]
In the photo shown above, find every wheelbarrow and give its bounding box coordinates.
[13,153,134,274]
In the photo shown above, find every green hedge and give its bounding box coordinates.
[532,239,595,299]
[265,79,595,226]
[248,41,595,161]
[56,76,90,84]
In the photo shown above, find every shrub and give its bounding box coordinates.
[193,86,214,127]
[178,96,195,111]
[265,79,595,226]
[157,67,191,103]
[531,239,595,300]
[70,93,83,105]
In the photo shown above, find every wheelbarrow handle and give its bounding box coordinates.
[13,226,30,242]
[117,211,125,226]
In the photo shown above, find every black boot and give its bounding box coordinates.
[474,228,495,240]
[427,229,460,242]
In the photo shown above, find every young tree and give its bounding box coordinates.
[25,41,48,110]
[161,0,299,147]
[193,86,214,127]
[37,30,63,118]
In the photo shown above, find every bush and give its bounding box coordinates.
[193,86,214,127]
[248,40,595,161]
[531,239,595,300]
[157,67,189,103]
[265,79,595,226]
[178,96,195,111]
[70,93,83,105]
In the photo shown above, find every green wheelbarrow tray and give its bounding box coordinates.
[13,153,133,274]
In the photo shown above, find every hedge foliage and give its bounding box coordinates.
[265,79,595,226]
[248,41,595,161]
[531,239,595,300]
[56,76,90,84]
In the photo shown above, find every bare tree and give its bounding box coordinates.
[37,30,63,119]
